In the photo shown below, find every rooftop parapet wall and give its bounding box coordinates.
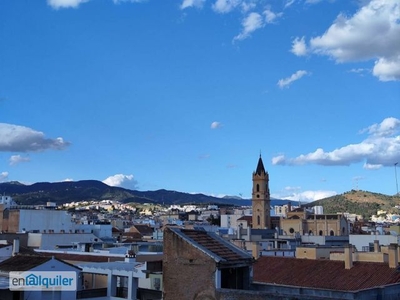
[216,283,400,300]
[330,251,388,263]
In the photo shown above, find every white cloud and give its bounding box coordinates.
[0,123,70,152]
[291,36,308,56]
[240,1,255,13]
[306,0,400,81]
[211,121,223,129]
[284,0,296,9]
[363,163,382,170]
[9,155,30,166]
[113,0,147,3]
[272,117,400,168]
[0,172,8,182]
[305,0,322,4]
[233,12,264,41]
[284,186,301,191]
[348,68,370,77]
[212,0,241,13]
[103,174,138,189]
[272,155,285,165]
[274,190,337,202]
[63,178,74,182]
[47,0,89,9]
[373,56,400,81]
[264,9,282,24]
[361,117,400,137]
[180,0,206,10]
[48,0,146,9]
[277,70,309,88]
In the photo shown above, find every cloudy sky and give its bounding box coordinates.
[0,0,399,202]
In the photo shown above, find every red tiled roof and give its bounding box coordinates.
[112,227,121,233]
[181,229,251,263]
[254,256,400,291]
[0,255,51,272]
[131,224,154,236]
[121,232,143,242]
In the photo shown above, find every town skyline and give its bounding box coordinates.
[0,0,399,202]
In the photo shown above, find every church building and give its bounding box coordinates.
[250,155,348,236]
[251,155,271,229]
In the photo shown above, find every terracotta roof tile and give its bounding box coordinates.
[112,227,121,233]
[254,256,400,291]
[131,225,154,236]
[0,255,51,272]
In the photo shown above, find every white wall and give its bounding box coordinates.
[220,214,243,229]
[19,209,74,233]
[76,224,112,238]
[349,234,400,251]
[28,233,102,250]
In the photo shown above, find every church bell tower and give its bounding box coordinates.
[252,155,271,229]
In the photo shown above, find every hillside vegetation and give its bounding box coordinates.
[0,181,246,206]
[308,190,400,219]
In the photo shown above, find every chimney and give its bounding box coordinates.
[252,242,260,259]
[388,243,398,268]
[344,244,353,269]
[12,238,19,256]
[237,225,242,239]
[288,202,292,213]
[374,240,380,253]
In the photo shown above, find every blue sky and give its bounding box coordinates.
[0,0,399,202]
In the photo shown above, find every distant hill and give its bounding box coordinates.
[0,180,291,207]
[5,181,395,217]
[306,190,400,219]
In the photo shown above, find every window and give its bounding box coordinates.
[289,228,294,234]
[330,230,334,236]
[319,230,323,236]
[221,267,248,290]
[256,184,260,192]
[153,278,161,290]
[257,215,260,225]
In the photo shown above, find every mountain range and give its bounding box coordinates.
[1,181,397,218]
[0,180,294,207]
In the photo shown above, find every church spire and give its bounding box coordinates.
[252,154,270,229]
[255,155,266,176]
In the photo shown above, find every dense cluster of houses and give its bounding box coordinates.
[0,156,399,299]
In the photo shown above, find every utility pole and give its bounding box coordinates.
[395,163,399,196]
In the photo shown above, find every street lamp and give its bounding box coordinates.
[395,163,399,196]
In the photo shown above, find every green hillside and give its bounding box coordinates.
[308,190,400,219]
